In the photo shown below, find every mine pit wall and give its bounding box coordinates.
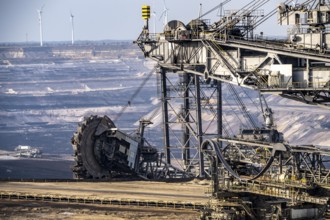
[0,43,143,64]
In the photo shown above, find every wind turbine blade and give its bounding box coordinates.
[163,0,167,8]
[159,11,165,21]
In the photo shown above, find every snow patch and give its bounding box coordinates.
[5,88,18,94]
[136,72,147,77]
[82,84,91,91]
[0,155,19,160]
[150,97,160,105]
[143,59,157,70]
[47,87,54,93]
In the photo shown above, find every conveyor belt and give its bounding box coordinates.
[0,191,205,211]
[0,180,208,208]
[222,39,330,62]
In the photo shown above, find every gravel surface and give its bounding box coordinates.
[0,200,200,220]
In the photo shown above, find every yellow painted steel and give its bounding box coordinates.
[142,5,150,20]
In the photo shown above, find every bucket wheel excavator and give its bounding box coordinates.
[71,114,190,180]
[71,115,146,179]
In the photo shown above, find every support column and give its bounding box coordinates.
[237,48,242,70]
[217,80,222,139]
[195,75,204,177]
[211,156,219,196]
[279,153,283,174]
[183,73,190,168]
[307,59,312,87]
[160,67,171,164]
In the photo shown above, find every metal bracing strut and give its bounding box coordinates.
[195,75,205,177]
[182,73,191,167]
[160,67,171,164]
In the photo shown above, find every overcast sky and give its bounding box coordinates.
[0,0,289,42]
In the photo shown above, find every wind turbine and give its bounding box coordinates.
[150,0,157,33]
[159,0,169,28]
[37,5,45,47]
[70,12,75,45]
[151,10,157,33]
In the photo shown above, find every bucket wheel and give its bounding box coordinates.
[71,115,116,179]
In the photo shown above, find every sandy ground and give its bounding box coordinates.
[0,200,200,220]
[0,179,208,219]
[0,154,208,219]
[0,180,209,203]
[0,151,204,219]
[0,180,207,219]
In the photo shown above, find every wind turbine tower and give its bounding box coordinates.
[37,5,45,47]
[160,0,169,28]
[151,10,157,33]
[70,13,75,45]
[151,0,157,33]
